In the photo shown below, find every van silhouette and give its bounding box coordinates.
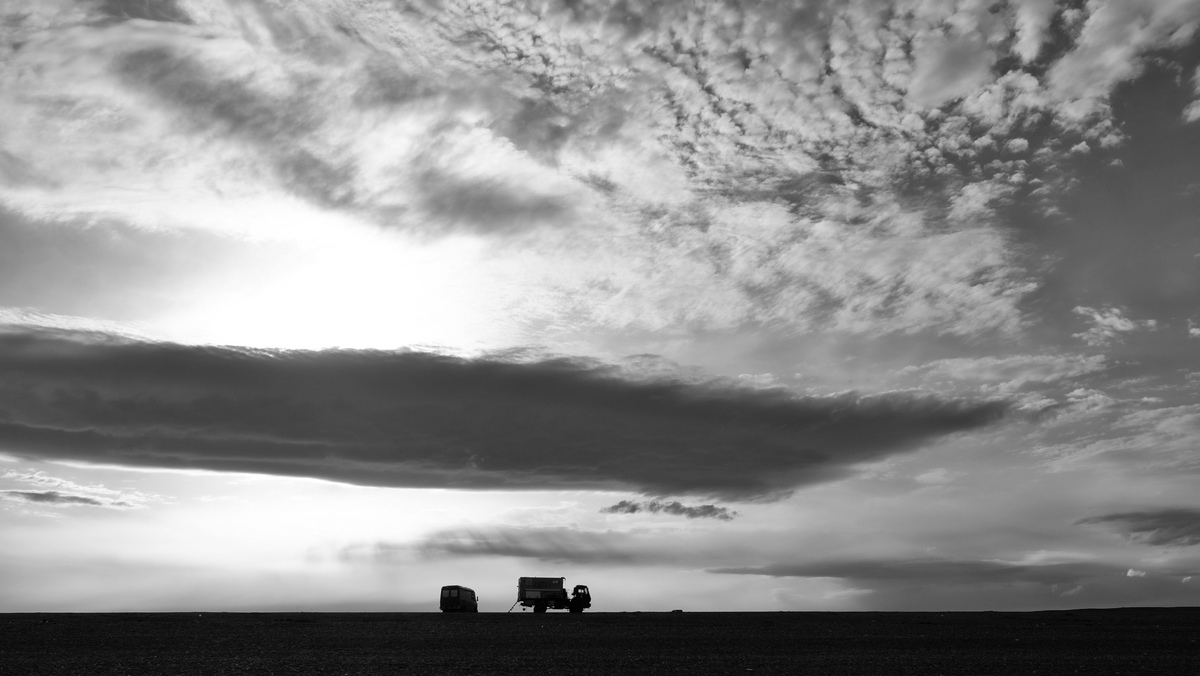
[439,585,479,613]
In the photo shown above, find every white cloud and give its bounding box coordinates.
[1185,66,1200,123]
[1048,0,1200,120]
[1126,568,1147,577]
[907,354,1108,394]
[1073,306,1157,346]
[908,35,995,108]
[913,468,963,485]
[3,0,1199,346]
[1033,401,1200,473]
[1013,0,1057,63]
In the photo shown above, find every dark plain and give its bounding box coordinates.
[3,608,1198,675]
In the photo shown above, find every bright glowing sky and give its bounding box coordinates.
[2,0,1200,612]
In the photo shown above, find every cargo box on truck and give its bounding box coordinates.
[516,577,591,613]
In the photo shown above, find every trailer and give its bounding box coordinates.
[516,577,591,613]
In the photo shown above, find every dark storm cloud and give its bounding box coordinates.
[600,499,737,521]
[0,490,104,507]
[1077,509,1200,547]
[0,327,1008,499]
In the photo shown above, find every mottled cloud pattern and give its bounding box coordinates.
[0,327,1006,499]
[4,1,1199,342]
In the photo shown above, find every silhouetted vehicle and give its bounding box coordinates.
[440,585,479,612]
[517,577,591,613]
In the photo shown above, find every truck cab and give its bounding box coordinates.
[569,585,591,613]
[439,585,478,613]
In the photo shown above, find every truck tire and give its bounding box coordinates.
[534,602,547,613]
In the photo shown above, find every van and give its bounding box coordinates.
[439,585,479,613]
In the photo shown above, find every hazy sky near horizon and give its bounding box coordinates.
[2,0,1200,612]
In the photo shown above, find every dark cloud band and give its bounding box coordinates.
[1077,509,1200,547]
[600,499,738,520]
[0,490,104,507]
[0,327,1008,499]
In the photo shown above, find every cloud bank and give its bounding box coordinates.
[0,326,1007,499]
[712,556,1200,610]
[1078,509,1200,547]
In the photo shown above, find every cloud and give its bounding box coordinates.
[712,558,1107,586]
[1031,402,1200,473]
[1072,306,1157,346]
[908,35,995,108]
[407,522,750,567]
[1048,0,1200,117]
[1013,0,1057,63]
[904,354,1108,394]
[912,468,962,486]
[414,526,647,565]
[7,0,1199,344]
[411,167,574,235]
[709,556,1200,610]
[600,499,738,521]
[0,468,160,509]
[1184,64,1200,123]
[98,0,192,25]
[1077,509,1200,547]
[0,490,104,507]
[0,327,1009,500]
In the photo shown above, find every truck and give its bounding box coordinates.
[516,577,591,613]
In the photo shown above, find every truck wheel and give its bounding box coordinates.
[534,603,547,613]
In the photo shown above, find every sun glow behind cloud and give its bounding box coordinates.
[152,224,509,351]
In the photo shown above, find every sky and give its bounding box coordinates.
[1,0,1200,612]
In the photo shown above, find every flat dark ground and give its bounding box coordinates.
[3,608,1198,675]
